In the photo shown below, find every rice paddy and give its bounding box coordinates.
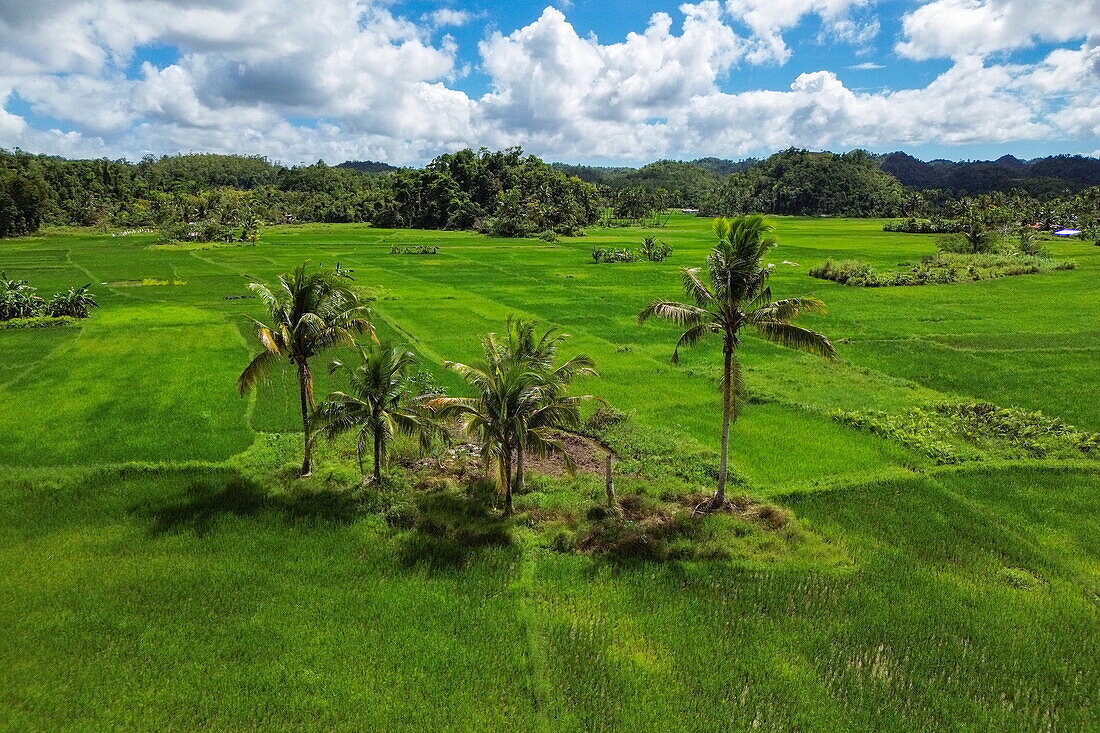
[0,215,1097,730]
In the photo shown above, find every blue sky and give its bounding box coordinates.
[0,0,1096,164]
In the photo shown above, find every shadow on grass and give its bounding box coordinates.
[397,490,513,571]
[133,475,361,537]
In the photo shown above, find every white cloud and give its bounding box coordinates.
[898,0,1099,60]
[0,1,1095,164]
[428,8,474,28]
[848,61,884,70]
[671,58,1048,157]
[479,4,744,131]
[726,0,879,64]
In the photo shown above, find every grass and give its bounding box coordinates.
[0,215,1097,729]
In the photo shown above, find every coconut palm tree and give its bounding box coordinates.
[313,342,440,481]
[639,216,837,510]
[951,196,1006,254]
[238,263,374,477]
[495,318,598,495]
[430,320,597,516]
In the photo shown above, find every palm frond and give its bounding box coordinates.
[637,299,709,327]
[237,349,280,395]
[672,322,720,364]
[746,297,828,324]
[681,267,714,307]
[752,320,838,360]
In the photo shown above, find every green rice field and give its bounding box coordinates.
[1,215,1097,730]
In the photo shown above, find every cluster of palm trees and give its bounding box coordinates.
[430,319,598,515]
[238,265,597,514]
[239,214,835,514]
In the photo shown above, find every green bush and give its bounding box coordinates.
[591,247,640,264]
[883,218,962,234]
[639,236,672,261]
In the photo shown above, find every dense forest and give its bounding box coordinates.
[2,146,1098,239]
[0,147,600,239]
[879,152,1100,196]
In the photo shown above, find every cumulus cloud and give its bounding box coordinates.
[726,0,879,64]
[479,4,743,131]
[670,58,1048,157]
[0,1,1095,163]
[428,8,475,28]
[897,0,1099,60]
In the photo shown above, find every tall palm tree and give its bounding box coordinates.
[313,342,440,481]
[238,263,373,477]
[639,216,837,510]
[952,196,1005,253]
[430,320,597,516]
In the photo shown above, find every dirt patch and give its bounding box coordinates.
[523,433,607,476]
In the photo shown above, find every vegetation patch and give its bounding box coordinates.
[0,315,79,330]
[1,272,98,320]
[882,217,963,234]
[389,245,440,255]
[568,490,840,564]
[833,401,1100,463]
[107,278,187,287]
[591,247,640,263]
[810,252,1075,286]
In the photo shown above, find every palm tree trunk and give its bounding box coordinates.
[514,448,524,497]
[373,430,383,482]
[502,449,514,516]
[298,362,314,477]
[714,338,734,507]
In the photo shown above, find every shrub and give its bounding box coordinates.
[591,247,640,264]
[1,273,98,321]
[883,218,963,234]
[639,236,672,261]
[808,259,877,285]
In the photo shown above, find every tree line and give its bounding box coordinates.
[4,145,1098,239]
[0,147,601,239]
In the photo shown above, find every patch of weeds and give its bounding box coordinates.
[934,402,1100,458]
[584,404,631,431]
[0,315,78,330]
[832,408,970,464]
[998,566,1044,591]
[570,490,829,564]
[833,402,1100,462]
[810,253,1075,287]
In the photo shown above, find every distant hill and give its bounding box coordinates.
[877,152,1100,196]
[336,160,400,174]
